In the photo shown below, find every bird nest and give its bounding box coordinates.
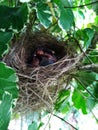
[3,32,82,113]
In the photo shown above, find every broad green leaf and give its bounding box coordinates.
[28,121,38,130]
[36,3,52,28]
[0,3,28,30]
[75,29,88,41]
[0,62,19,100]
[11,3,28,30]
[59,8,74,30]
[54,0,74,30]
[74,71,97,87]
[83,28,94,49]
[0,31,13,57]
[75,28,94,50]
[0,92,12,130]
[54,0,70,6]
[55,89,70,113]
[72,90,87,114]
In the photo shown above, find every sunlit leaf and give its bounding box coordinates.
[54,0,74,30]
[0,92,12,130]
[55,89,70,113]
[38,122,44,130]
[84,0,92,9]
[59,8,74,30]
[0,62,19,100]
[72,90,87,114]
[94,16,98,26]
[75,28,94,50]
[36,3,52,28]
[28,121,38,130]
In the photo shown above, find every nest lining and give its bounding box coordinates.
[3,32,82,112]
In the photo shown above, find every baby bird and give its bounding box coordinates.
[36,47,57,66]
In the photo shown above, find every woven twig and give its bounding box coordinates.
[3,32,83,112]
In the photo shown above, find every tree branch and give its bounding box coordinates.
[79,64,98,73]
[64,1,98,8]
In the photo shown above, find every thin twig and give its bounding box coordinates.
[52,113,78,130]
[91,110,98,123]
[71,37,93,64]
[44,114,52,130]
[74,77,98,101]
[64,1,98,8]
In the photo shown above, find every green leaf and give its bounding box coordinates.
[59,8,74,30]
[83,28,94,49]
[54,0,74,30]
[93,82,98,98]
[83,50,98,64]
[72,90,87,114]
[55,89,70,113]
[0,62,19,100]
[37,122,44,130]
[11,3,28,30]
[75,28,94,50]
[74,71,97,87]
[84,0,92,9]
[54,0,70,6]
[0,92,12,130]
[78,10,85,19]
[94,16,98,27]
[92,0,98,15]
[0,31,13,57]
[87,97,96,110]
[36,3,52,28]
[28,121,38,130]
[0,4,28,30]
[0,0,15,6]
